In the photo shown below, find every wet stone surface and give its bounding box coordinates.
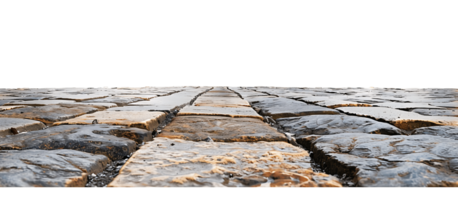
[0,149,110,187]
[251,97,340,119]
[0,105,99,125]
[412,126,458,140]
[108,138,342,187]
[297,133,458,187]
[337,107,458,130]
[0,125,138,160]
[277,115,403,137]
[412,109,458,117]
[0,118,46,138]
[158,116,288,142]
[53,111,167,131]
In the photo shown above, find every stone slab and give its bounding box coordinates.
[0,100,13,106]
[336,107,458,130]
[0,118,46,138]
[0,105,27,111]
[0,105,99,125]
[251,98,340,120]
[412,109,458,117]
[277,115,403,137]
[372,102,442,110]
[107,106,171,113]
[108,138,341,187]
[200,93,239,97]
[115,94,158,100]
[58,102,118,110]
[47,93,109,101]
[5,100,76,106]
[83,96,144,106]
[159,116,288,142]
[297,133,458,187]
[316,100,372,109]
[193,97,250,107]
[0,125,139,160]
[0,149,110,187]
[412,126,458,140]
[54,111,167,131]
[430,102,458,108]
[177,106,263,120]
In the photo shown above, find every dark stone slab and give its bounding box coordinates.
[0,149,110,187]
[297,133,458,187]
[277,115,402,137]
[159,116,288,142]
[0,118,46,138]
[412,126,458,140]
[0,125,138,160]
[0,105,98,125]
[412,109,458,117]
[0,100,13,106]
[83,96,144,106]
[251,98,340,119]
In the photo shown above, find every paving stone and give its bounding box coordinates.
[193,97,250,107]
[5,100,75,106]
[0,118,46,138]
[0,125,138,160]
[159,116,288,142]
[58,102,118,110]
[336,107,458,130]
[243,96,277,104]
[0,105,99,125]
[177,106,263,120]
[412,126,458,140]
[54,111,167,131]
[0,96,47,101]
[129,92,203,110]
[412,109,458,117]
[0,149,110,187]
[0,105,27,111]
[251,98,340,120]
[297,133,458,187]
[0,100,14,106]
[372,102,442,110]
[107,106,171,113]
[46,93,110,101]
[83,96,144,106]
[200,93,239,97]
[315,100,372,109]
[108,138,341,187]
[430,102,458,108]
[115,94,158,100]
[277,115,403,137]
[234,91,270,98]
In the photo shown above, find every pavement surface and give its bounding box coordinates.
[0,86,457,187]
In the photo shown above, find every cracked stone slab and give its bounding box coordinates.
[297,133,458,187]
[158,116,288,142]
[372,102,442,110]
[277,115,403,137]
[412,126,458,140]
[5,100,76,106]
[53,111,167,131]
[83,96,144,106]
[0,96,47,101]
[0,149,110,187]
[193,97,250,107]
[107,106,172,113]
[0,125,139,160]
[412,109,458,117]
[337,107,458,130]
[129,94,199,110]
[108,138,341,187]
[0,105,99,125]
[177,106,263,120]
[58,102,118,110]
[0,100,13,106]
[0,118,46,138]
[0,105,27,111]
[251,98,340,120]
[315,100,372,109]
